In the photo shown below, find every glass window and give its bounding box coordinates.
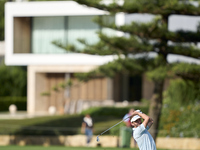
[32,16,66,54]
[68,16,100,49]
[31,16,101,54]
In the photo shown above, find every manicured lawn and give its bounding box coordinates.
[0,146,137,150]
[0,114,122,136]
[0,145,177,150]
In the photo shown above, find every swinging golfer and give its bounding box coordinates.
[130,110,156,150]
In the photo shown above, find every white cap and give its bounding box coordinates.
[131,110,142,122]
[131,115,141,122]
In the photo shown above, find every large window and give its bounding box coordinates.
[31,16,100,54]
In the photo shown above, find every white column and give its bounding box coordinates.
[27,66,36,114]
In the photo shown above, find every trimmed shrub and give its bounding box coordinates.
[81,106,149,118]
[0,97,27,111]
[0,65,27,96]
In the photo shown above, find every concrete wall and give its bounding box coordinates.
[157,138,200,150]
[0,135,199,150]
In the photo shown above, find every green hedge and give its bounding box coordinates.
[0,97,27,111]
[81,106,149,118]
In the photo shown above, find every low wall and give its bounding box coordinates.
[0,135,199,150]
[157,137,200,150]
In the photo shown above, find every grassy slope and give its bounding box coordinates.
[0,114,122,135]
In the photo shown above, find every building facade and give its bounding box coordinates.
[5,1,161,115]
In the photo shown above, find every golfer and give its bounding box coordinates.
[130,110,156,150]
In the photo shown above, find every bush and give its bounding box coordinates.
[81,106,149,118]
[158,79,200,138]
[159,101,200,138]
[166,79,200,105]
[0,65,27,96]
[0,0,6,40]
[0,97,27,111]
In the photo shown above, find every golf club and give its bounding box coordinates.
[96,115,131,142]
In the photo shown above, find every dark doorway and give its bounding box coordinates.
[129,75,142,102]
[113,74,142,102]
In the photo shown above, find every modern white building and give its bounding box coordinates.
[5,1,144,115]
[6,1,200,115]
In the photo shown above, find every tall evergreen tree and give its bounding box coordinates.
[54,0,200,140]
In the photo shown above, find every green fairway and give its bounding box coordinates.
[0,146,177,150]
[0,146,138,150]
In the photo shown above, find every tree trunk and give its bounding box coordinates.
[148,80,164,142]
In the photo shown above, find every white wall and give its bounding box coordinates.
[5,1,115,66]
[5,1,200,65]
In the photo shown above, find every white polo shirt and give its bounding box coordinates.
[132,124,156,150]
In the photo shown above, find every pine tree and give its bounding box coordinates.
[54,0,200,140]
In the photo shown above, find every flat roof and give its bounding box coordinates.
[5,1,108,17]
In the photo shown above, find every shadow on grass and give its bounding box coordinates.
[5,115,121,136]
[0,106,148,146]
[12,115,85,136]
[6,114,122,146]
[0,106,148,136]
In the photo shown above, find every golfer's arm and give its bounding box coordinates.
[136,112,150,128]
